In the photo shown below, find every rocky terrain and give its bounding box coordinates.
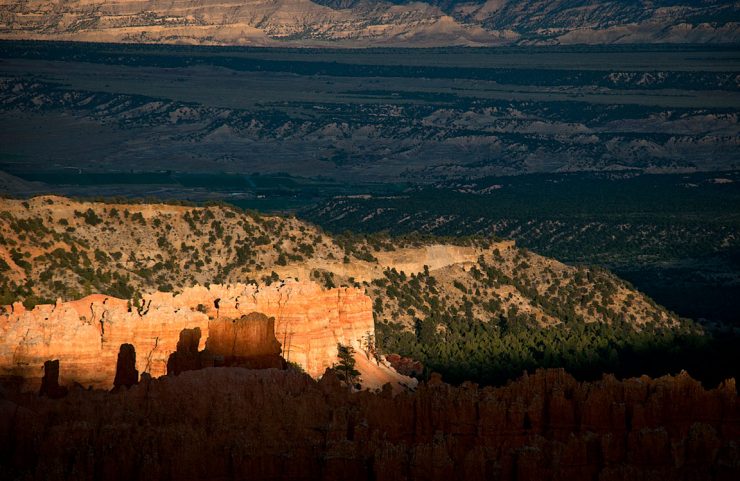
[3,195,714,389]
[0,197,737,480]
[0,280,396,390]
[0,7,737,476]
[1,53,738,183]
[0,196,677,330]
[304,171,740,325]
[1,366,738,480]
[0,0,737,46]
[3,38,739,191]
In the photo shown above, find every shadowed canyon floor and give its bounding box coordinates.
[1,367,739,481]
[2,42,738,185]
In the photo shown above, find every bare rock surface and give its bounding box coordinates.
[0,0,736,46]
[0,279,381,389]
[206,312,286,369]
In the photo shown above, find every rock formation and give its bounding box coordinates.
[0,280,382,390]
[38,359,67,399]
[0,0,507,47]
[0,368,737,480]
[0,196,681,331]
[205,312,286,369]
[207,313,281,358]
[113,343,138,389]
[166,327,208,376]
[385,353,424,377]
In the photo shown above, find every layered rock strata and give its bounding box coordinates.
[0,0,502,47]
[0,0,737,46]
[0,368,737,480]
[0,280,376,389]
[166,314,287,375]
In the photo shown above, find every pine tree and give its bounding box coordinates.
[336,343,361,388]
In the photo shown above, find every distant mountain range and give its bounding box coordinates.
[1,0,738,47]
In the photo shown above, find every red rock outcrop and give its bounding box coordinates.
[207,312,280,357]
[205,312,286,369]
[386,353,424,377]
[0,368,737,481]
[166,314,286,374]
[0,280,380,390]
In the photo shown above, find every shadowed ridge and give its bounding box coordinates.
[1,367,737,480]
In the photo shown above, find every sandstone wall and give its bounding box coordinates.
[206,312,282,360]
[0,279,374,389]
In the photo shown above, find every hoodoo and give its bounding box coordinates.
[0,279,403,390]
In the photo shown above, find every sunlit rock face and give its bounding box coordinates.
[0,0,507,47]
[0,0,736,46]
[0,279,375,389]
[1,368,738,480]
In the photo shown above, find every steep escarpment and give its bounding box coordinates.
[0,368,738,480]
[0,0,505,47]
[0,0,737,46]
[0,280,379,390]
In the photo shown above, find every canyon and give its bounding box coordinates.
[0,280,414,391]
[0,6,738,476]
[1,195,737,480]
[2,44,737,189]
[1,367,738,480]
[0,194,737,479]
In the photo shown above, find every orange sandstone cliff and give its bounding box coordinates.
[0,279,398,390]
